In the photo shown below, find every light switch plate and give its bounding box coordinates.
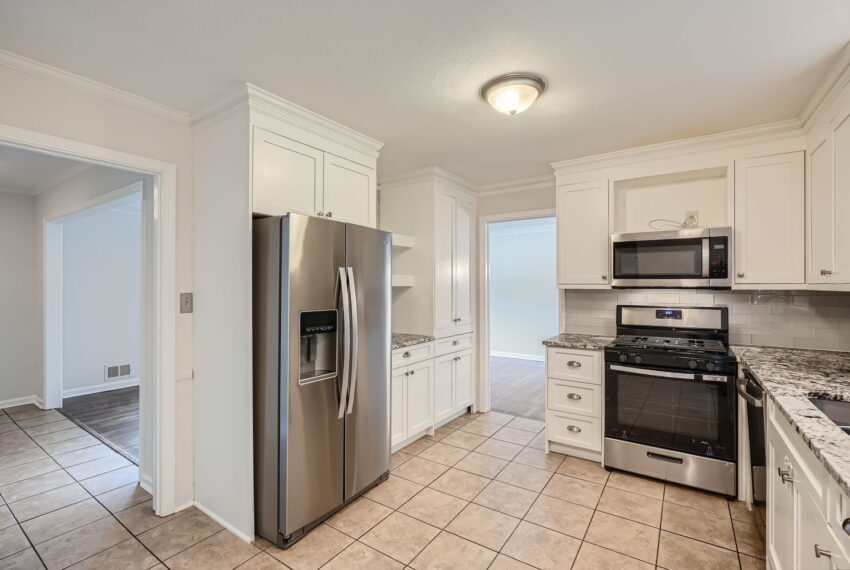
[180,292,193,314]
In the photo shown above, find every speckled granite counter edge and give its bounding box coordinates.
[542,333,613,351]
[733,345,850,497]
[392,333,435,350]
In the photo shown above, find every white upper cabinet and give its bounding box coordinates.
[434,193,475,336]
[557,181,609,286]
[323,154,376,226]
[453,199,474,328]
[253,129,323,217]
[734,152,805,284]
[808,103,850,284]
[252,127,377,227]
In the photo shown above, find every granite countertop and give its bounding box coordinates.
[392,333,435,350]
[733,345,850,496]
[542,333,614,351]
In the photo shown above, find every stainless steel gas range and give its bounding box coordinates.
[603,305,737,497]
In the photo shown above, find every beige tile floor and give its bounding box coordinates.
[0,405,767,569]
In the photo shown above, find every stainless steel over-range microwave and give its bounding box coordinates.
[610,227,733,289]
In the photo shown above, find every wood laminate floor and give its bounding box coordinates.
[489,356,545,421]
[60,386,139,463]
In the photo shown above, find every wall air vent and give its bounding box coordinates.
[105,364,131,380]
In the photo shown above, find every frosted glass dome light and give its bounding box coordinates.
[481,73,546,115]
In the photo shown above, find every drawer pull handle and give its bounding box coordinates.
[452,340,459,346]
[567,393,582,400]
[567,361,582,368]
[647,451,684,464]
[566,425,581,433]
[814,544,832,559]
[402,351,411,358]
[777,467,795,484]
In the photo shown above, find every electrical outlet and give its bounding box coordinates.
[685,210,699,227]
[180,292,193,314]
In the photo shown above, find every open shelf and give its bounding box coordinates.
[391,232,415,248]
[391,274,415,287]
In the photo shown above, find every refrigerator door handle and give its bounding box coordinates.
[345,266,359,415]
[337,267,351,419]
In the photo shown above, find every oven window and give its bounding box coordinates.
[605,365,736,460]
[613,238,704,278]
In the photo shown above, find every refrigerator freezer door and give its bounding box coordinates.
[282,215,346,537]
[343,223,392,500]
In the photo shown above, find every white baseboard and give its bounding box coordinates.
[0,395,46,410]
[139,471,155,496]
[490,350,544,362]
[62,377,139,399]
[194,501,254,544]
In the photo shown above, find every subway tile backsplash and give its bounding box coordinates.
[561,289,850,351]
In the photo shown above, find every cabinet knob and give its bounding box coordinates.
[409,369,415,376]
[452,340,459,346]
[567,393,582,400]
[567,425,582,433]
[454,356,460,361]
[326,212,333,218]
[402,351,411,358]
[814,544,832,559]
[777,466,795,484]
[737,273,745,278]
[842,518,850,536]
[567,361,582,368]
[601,275,607,281]
[317,211,324,216]
[404,371,409,376]
[821,269,833,276]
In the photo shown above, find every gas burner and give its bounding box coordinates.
[613,335,727,354]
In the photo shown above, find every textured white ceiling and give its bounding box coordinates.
[0,1,848,184]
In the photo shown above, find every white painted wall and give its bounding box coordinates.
[61,192,141,395]
[0,61,194,509]
[0,191,40,405]
[489,217,558,360]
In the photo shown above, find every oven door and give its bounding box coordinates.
[605,363,736,461]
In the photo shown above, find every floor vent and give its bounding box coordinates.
[105,364,131,380]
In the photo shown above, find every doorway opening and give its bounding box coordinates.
[51,188,144,463]
[481,213,557,421]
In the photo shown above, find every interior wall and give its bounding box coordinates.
[61,192,142,396]
[0,191,40,405]
[489,218,558,360]
[0,61,195,509]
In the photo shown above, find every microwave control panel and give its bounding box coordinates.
[709,237,728,278]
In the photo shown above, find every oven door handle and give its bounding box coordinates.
[736,374,763,408]
[609,364,727,383]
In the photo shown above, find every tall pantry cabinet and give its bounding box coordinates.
[380,169,477,435]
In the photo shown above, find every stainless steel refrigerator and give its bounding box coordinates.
[253,213,391,548]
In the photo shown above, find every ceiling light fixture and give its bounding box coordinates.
[481,72,546,115]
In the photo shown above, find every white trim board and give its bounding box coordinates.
[490,351,545,362]
[0,395,44,411]
[62,377,140,399]
[194,501,254,544]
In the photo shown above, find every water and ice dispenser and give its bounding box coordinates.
[299,310,338,384]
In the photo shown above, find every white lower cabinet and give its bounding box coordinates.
[390,343,435,448]
[766,398,850,570]
[434,345,474,423]
[544,347,603,460]
[406,360,434,435]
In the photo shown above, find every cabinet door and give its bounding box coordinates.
[453,349,473,410]
[252,128,322,216]
[406,360,434,435]
[434,193,456,331]
[767,424,797,570]
[557,181,609,286]
[434,354,454,423]
[453,199,474,328]
[734,152,805,284]
[798,490,839,570]
[809,137,835,283]
[391,368,407,447]
[323,154,376,227]
[834,112,850,283]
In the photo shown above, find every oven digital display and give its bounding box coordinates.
[655,309,682,320]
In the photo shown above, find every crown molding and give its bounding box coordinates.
[192,83,384,159]
[0,49,191,125]
[378,166,477,192]
[800,40,850,131]
[475,173,555,196]
[550,118,803,176]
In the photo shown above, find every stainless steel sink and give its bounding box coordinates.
[809,397,850,434]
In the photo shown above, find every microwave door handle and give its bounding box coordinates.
[702,238,710,278]
[337,267,351,419]
[345,267,359,415]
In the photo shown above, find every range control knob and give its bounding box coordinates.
[707,362,717,372]
[632,355,643,364]
[688,360,698,370]
[619,353,628,363]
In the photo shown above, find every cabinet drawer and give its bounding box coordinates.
[546,349,598,383]
[548,379,600,417]
[546,410,601,451]
[435,334,473,356]
[392,342,434,368]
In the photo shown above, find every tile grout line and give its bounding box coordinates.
[2,405,167,569]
